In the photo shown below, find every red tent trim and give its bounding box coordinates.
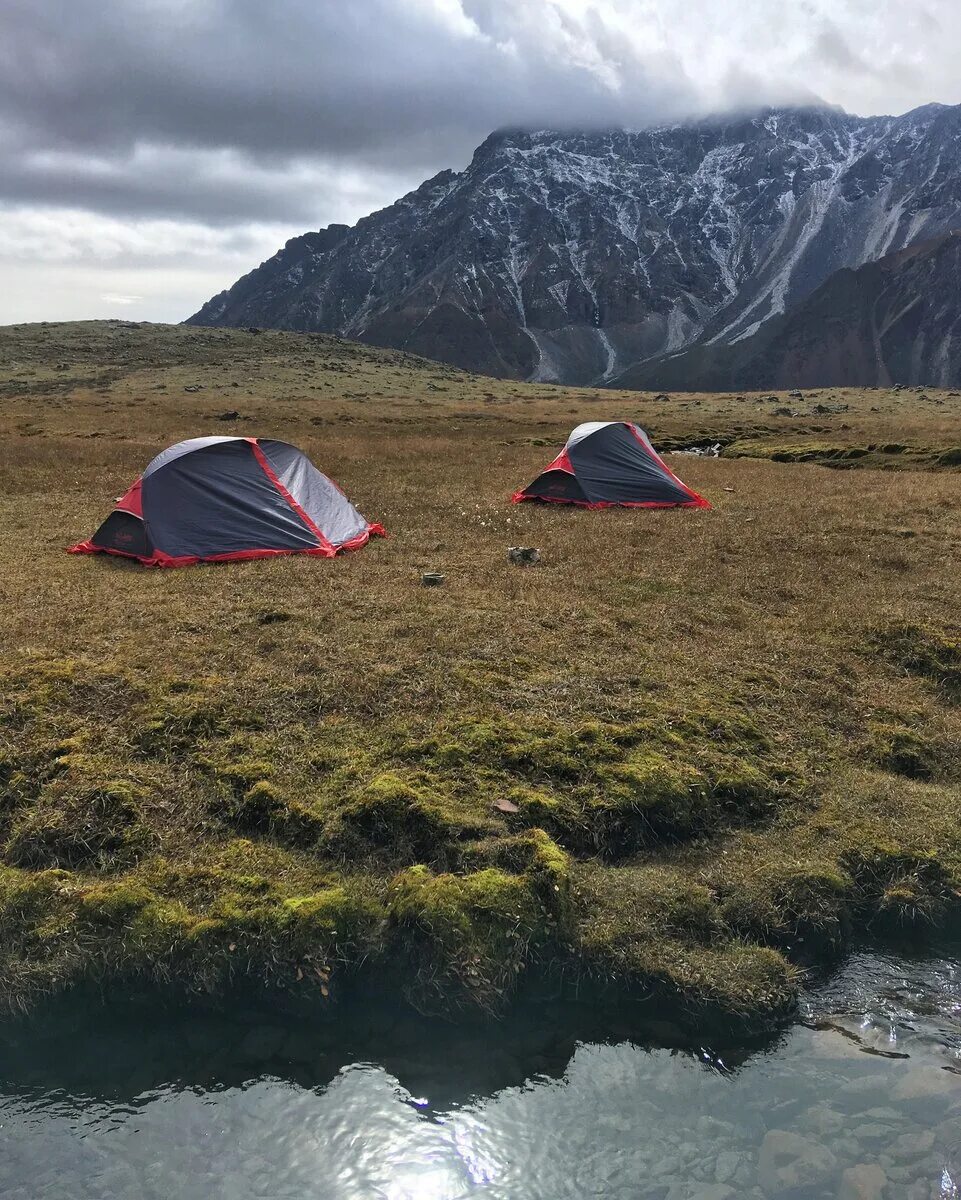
[248,439,336,553]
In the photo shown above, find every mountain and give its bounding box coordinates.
[616,231,961,391]
[188,103,961,386]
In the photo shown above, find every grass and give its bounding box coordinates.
[0,318,960,1027]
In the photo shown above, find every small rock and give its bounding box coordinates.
[714,1150,741,1183]
[257,610,292,626]
[421,572,445,587]
[891,1067,961,1103]
[758,1130,838,1194]
[837,1163,887,1200]
[217,410,240,421]
[508,546,540,566]
[852,1122,893,1144]
[893,1129,934,1158]
[654,393,671,402]
[773,406,794,416]
[183,384,205,392]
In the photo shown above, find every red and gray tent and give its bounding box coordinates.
[69,436,385,567]
[512,421,710,509]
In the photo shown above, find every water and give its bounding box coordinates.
[0,950,959,1199]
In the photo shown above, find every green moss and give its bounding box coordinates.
[868,723,937,779]
[135,685,263,757]
[5,773,152,871]
[215,780,323,846]
[322,772,489,863]
[387,864,566,1010]
[591,754,709,852]
[719,864,853,949]
[877,621,961,696]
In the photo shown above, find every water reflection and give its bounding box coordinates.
[0,949,958,1199]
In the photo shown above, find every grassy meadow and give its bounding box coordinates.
[1,318,960,1026]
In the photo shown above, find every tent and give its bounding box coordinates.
[511,421,710,509]
[69,436,385,567]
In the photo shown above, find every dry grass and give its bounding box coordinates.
[0,319,960,1025]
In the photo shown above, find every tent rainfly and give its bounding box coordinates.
[69,436,385,567]
[512,421,710,509]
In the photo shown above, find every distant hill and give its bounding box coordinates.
[613,231,961,391]
[188,103,961,386]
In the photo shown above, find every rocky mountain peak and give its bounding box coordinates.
[188,102,961,386]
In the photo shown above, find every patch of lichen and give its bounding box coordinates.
[724,438,961,472]
[0,646,958,1027]
[2,748,155,872]
[386,851,571,1011]
[573,863,798,1019]
[0,859,387,1012]
[321,772,495,865]
[393,711,793,859]
[876,621,961,698]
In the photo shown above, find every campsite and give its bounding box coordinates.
[2,318,960,1028]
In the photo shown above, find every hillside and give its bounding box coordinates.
[188,104,961,386]
[615,231,961,391]
[1,320,961,1027]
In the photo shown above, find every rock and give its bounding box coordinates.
[714,1150,741,1183]
[217,410,240,421]
[507,546,540,566]
[891,1067,961,1103]
[837,1163,887,1200]
[183,384,205,392]
[758,1130,838,1195]
[851,1123,893,1145]
[421,572,445,587]
[800,1104,845,1136]
[893,1129,934,1159]
[772,406,794,416]
[690,1187,735,1200]
[654,393,671,402]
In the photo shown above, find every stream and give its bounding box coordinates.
[0,947,958,1199]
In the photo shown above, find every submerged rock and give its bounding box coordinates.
[837,1163,887,1200]
[758,1129,838,1194]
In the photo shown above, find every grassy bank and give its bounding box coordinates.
[1,320,960,1027]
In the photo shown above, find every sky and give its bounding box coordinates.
[1,0,959,325]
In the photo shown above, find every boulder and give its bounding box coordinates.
[837,1163,887,1200]
[758,1130,838,1194]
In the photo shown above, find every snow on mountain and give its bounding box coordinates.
[188,104,961,386]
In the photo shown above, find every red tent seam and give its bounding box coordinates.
[247,438,336,552]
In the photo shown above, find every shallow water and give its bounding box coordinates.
[0,949,959,1199]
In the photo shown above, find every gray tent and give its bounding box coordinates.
[69,436,385,566]
[512,421,710,509]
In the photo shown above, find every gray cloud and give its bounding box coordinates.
[1,0,960,323]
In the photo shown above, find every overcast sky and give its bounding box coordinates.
[1,0,958,324]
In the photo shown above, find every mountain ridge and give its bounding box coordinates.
[188,103,961,385]
[613,230,961,390]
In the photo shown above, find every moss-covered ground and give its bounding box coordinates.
[1,319,960,1028]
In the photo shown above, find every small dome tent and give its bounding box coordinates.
[512,421,710,510]
[69,436,385,567]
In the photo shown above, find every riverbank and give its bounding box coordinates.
[1,321,960,1025]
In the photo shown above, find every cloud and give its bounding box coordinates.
[1,0,960,322]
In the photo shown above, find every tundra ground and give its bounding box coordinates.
[0,320,959,1026]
